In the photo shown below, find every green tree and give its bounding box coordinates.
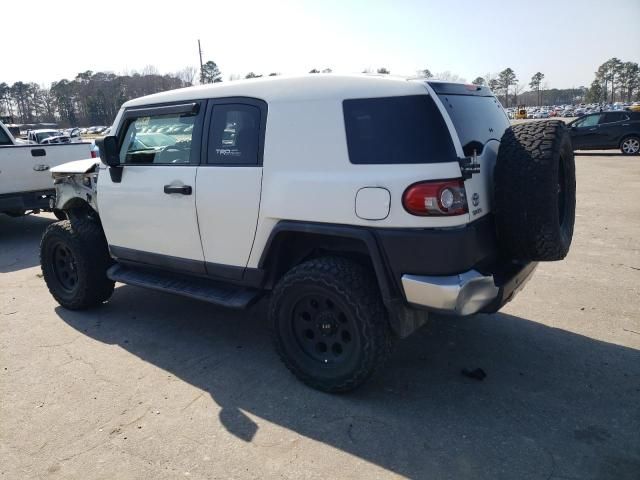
[419,69,433,78]
[498,68,517,107]
[245,72,262,79]
[309,68,320,74]
[585,79,604,104]
[529,72,545,106]
[201,61,222,84]
[618,62,639,102]
[377,67,390,74]
[471,76,485,86]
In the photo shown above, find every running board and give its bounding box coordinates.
[107,264,260,309]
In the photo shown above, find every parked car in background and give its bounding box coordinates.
[0,121,92,217]
[568,111,640,154]
[27,129,63,144]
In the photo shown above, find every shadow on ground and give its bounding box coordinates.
[57,285,640,480]
[575,151,626,157]
[0,214,54,273]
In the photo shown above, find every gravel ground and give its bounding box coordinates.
[1,151,639,480]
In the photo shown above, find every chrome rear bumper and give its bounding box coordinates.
[401,263,537,315]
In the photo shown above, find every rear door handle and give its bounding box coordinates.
[163,185,192,195]
[31,148,46,157]
[33,164,50,171]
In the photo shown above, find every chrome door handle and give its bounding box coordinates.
[33,164,50,171]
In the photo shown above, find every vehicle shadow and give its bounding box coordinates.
[0,213,54,273]
[56,285,640,480]
[575,151,625,157]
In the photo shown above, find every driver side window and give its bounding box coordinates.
[119,112,198,165]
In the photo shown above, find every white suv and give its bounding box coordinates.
[41,75,576,392]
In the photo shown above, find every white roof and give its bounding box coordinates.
[123,74,428,108]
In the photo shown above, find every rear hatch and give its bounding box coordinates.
[428,81,510,221]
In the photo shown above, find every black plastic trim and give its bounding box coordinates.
[110,245,206,275]
[258,221,397,303]
[109,245,265,287]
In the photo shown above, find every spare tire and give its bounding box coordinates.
[494,120,575,261]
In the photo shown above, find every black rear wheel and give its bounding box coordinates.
[270,256,392,393]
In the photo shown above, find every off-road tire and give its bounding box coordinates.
[270,256,392,393]
[40,219,114,310]
[620,135,640,155]
[495,120,576,261]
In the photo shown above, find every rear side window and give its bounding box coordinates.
[208,104,261,165]
[437,94,510,149]
[343,95,457,164]
[0,127,11,145]
[600,112,627,124]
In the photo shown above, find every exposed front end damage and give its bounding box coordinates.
[50,159,101,214]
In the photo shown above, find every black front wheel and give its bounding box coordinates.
[40,219,114,310]
[270,256,392,393]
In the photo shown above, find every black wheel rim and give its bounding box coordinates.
[52,242,78,292]
[290,293,356,365]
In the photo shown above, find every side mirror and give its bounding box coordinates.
[96,135,120,167]
[70,128,80,138]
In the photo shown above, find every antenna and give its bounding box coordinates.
[198,39,204,84]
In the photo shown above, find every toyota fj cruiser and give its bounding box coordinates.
[41,75,576,392]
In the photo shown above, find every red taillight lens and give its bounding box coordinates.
[402,180,468,216]
[90,150,97,158]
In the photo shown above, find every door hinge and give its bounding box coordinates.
[459,149,480,179]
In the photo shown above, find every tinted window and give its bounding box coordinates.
[208,104,261,165]
[600,112,627,124]
[437,94,510,148]
[343,95,457,164]
[119,112,198,165]
[574,114,601,128]
[0,127,11,145]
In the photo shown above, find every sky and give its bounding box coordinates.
[3,0,639,89]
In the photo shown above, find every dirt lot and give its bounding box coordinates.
[1,151,639,480]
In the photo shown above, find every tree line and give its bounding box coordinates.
[2,58,638,127]
[0,66,196,127]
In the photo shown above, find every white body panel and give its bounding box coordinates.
[0,143,92,195]
[195,167,262,267]
[97,165,204,261]
[53,75,502,272]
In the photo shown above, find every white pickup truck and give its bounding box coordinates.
[0,121,92,217]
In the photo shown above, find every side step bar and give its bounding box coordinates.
[107,264,260,309]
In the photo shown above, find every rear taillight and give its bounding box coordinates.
[90,150,97,158]
[402,179,468,216]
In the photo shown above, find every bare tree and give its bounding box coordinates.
[175,66,198,86]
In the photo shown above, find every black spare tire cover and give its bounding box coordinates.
[494,120,576,261]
